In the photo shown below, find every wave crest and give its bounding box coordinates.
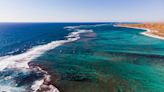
[0,29,93,92]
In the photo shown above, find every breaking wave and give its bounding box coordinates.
[0,29,93,92]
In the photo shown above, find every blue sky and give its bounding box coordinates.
[0,0,163,22]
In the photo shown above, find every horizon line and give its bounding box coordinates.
[0,21,143,23]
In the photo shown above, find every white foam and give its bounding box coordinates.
[128,26,164,40]
[0,85,26,92]
[0,29,93,92]
[67,30,93,38]
[64,25,84,29]
[141,29,164,40]
[31,78,44,92]
[64,24,110,30]
[0,40,66,71]
[0,29,92,71]
[31,66,56,92]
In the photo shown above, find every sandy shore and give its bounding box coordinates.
[117,23,164,40]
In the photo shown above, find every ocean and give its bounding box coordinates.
[0,23,164,92]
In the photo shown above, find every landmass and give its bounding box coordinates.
[118,23,164,39]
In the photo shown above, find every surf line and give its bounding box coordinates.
[0,29,93,92]
[115,25,164,40]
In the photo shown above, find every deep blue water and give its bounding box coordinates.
[1,23,164,92]
[0,23,105,56]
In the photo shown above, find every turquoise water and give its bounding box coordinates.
[0,23,164,92]
[36,24,164,92]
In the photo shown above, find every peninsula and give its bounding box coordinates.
[119,23,164,39]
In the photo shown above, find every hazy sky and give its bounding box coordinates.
[0,0,164,22]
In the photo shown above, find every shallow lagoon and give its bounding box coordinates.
[35,24,164,92]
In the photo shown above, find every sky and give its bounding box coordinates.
[0,0,164,22]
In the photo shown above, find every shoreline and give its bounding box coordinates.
[116,25,164,40]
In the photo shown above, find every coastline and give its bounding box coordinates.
[116,24,164,40]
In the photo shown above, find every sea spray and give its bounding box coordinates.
[0,29,93,92]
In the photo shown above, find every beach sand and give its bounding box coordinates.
[118,23,164,39]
